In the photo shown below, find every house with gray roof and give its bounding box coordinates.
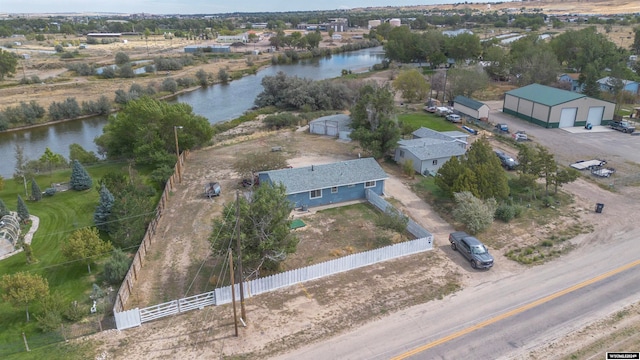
[597,76,639,96]
[453,95,490,120]
[395,127,468,176]
[503,83,615,128]
[257,158,387,208]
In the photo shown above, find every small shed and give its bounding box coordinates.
[309,114,352,140]
[453,96,490,121]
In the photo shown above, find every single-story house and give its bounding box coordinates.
[395,127,468,176]
[503,83,615,128]
[309,114,352,140]
[217,34,247,43]
[597,76,640,95]
[453,96,490,120]
[558,73,582,92]
[257,158,388,209]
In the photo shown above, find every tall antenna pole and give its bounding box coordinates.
[235,190,247,322]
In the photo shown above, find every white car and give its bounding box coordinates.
[446,114,461,123]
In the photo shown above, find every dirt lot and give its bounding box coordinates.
[86,117,640,360]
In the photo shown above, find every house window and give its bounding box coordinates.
[331,187,338,194]
[310,189,322,199]
[365,181,376,188]
[432,159,438,166]
[399,150,405,158]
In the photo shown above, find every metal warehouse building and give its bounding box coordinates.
[503,84,615,128]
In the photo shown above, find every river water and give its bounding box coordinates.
[0,46,385,178]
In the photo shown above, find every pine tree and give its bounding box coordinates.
[16,195,29,223]
[0,198,10,218]
[30,178,42,202]
[94,184,115,232]
[69,160,93,191]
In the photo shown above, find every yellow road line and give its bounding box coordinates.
[392,258,640,360]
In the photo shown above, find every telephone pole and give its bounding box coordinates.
[235,191,247,322]
[228,250,238,337]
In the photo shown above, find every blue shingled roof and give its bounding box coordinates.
[260,158,388,194]
[505,83,585,106]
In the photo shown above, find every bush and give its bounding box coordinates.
[49,97,81,121]
[495,203,516,222]
[103,249,131,284]
[452,191,497,234]
[64,301,87,321]
[118,63,135,78]
[161,78,178,93]
[263,113,299,129]
[44,188,57,196]
[115,52,130,65]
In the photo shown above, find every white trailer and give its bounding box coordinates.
[570,159,606,170]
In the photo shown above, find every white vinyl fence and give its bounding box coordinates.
[114,189,434,330]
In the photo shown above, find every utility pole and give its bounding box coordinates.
[235,191,247,322]
[228,249,238,337]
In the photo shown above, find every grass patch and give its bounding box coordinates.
[0,161,133,358]
[397,112,460,135]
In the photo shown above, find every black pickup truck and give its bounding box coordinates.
[609,120,635,133]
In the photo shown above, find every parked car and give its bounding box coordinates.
[495,150,519,170]
[495,123,509,133]
[449,231,494,269]
[446,114,461,123]
[436,107,454,117]
[424,105,437,113]
[512,130,528,141]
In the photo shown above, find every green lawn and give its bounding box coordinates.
[397,112,461,135]
[0,162,129,359]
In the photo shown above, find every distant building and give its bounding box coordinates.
[184,45,230,53]
[217,34,247,43]
[368,20,381,29]
[389,18,401,27]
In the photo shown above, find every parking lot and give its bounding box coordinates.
[483,101,640,180]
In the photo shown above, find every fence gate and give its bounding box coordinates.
[114,308,141,330]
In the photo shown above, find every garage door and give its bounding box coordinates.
[587,106,604,126]
[559,108,577,128]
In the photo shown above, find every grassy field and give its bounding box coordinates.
[0,162,130,359]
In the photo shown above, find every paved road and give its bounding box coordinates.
[271,226,640,360]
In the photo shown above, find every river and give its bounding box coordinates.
[0,46,385,178]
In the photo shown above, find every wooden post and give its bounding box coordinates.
[229,250,239,337]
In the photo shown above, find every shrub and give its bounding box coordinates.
[495,203,516,222]
[263,113,299,129]
[452,191,497,234]
[161,78,178,93]
[44,188,57,196]
[114,52,130,65]
[218,68,229,83]
[103,249,131,285]
[118,63,135,78]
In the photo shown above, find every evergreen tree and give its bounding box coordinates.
[0,198,10,218]
[16,195,29,223]
[69,160,93,191]
[103,249,131,284]
[94,184,115,232]
[30,178,42,202]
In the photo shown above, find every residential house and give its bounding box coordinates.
[597,76,640,95]
[395,127,468,176]
[257,158,388,209]
[558,73,583,92]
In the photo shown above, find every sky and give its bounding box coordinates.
[1,0,474,15]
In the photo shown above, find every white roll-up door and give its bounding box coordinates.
[559,108,577,128]
[587,106,604,126]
